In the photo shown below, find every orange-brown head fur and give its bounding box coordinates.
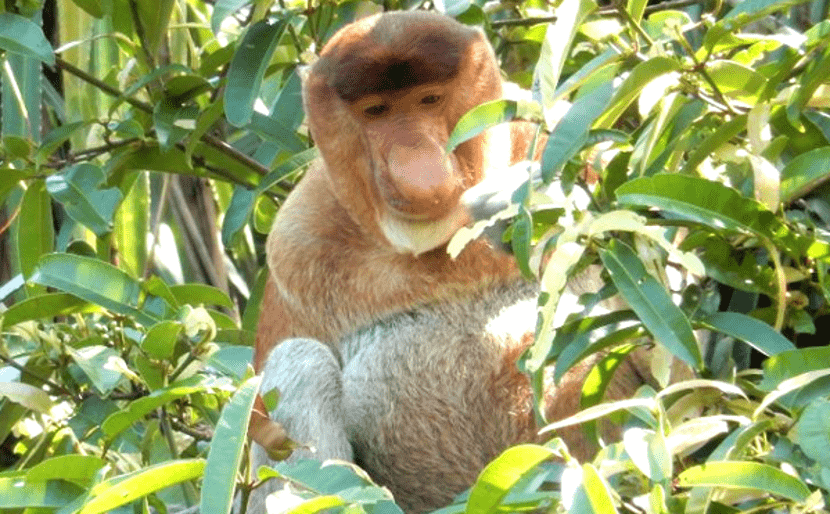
[303,12,505,254]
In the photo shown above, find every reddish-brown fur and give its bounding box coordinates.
[249,11,674,513]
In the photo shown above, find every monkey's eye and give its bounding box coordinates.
[421,95,441,105]
[364,104,388,117]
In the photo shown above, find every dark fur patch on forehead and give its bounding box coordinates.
[330,32,465,102]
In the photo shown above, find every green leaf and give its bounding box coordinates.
[699,312,794,356]
[511,206,534,279]
[153,98,198,151]
[225,19,286,127]
[0,13,55,64]
[66,345,124,395]
[627,0,647,23]
[682,115,747,175]
[702,0,809,52]
[114,171,149,278]
[169,283,234,309]
[46,163,123,237]
[211,0,253,34]
[677,462,810,502]
[0,292,98,327]
[792,398,830,468]
[705,61,766,105]
[79,459,206,514]
[615,174,830,259]
[446,100,517,154]
[780,146,830,203]
[16,180,54,282]
[535,0,598,125]
[36,121,87,166]
[759,346,830,391]
[27,455,104,487]
[594,57,682,129]
[142,320,182,360]
[0,381,54,413]
[571,464,618,514]
[466,444,558,513]
[623,428,672,482]
[70,0,105,17]
[221,147,318,245]
[599,240,701,368]
[30,253,158,327]
[542,81,613,182]
[0,476,82,509]
[101,375,209,440]
[200,375,261,514]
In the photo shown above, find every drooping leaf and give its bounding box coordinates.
[224,19,287,127]
[594,57,682,129]
[45,163,123,237]
[0,13,55,64]
[446,100,517,153]
[599,240,702,369]
[78,459,206,514]
[0,382,54,413]
[30,253,158,327]
[200,375,261,514]
[101,375,210,440]
[677,462,810,502]
[0,292,98,327]
[623,428,672,482]
[698,312,794,356]
[16,180,53,284]
[616,174,830,259]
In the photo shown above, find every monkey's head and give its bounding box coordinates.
[303,11,508,255]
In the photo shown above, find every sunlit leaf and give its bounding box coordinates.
[599,240,701,368]
[677,462,810,502]
[201,376,261,514]
[79,459,206,514]
[0,382,53,413]
[466,445,558,513]
[0,13,55,64]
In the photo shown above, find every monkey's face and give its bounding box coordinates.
[304,12,504,255]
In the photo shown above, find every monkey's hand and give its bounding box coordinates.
[248,395,295,461]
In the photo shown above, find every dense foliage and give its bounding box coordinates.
[1,0,830,512]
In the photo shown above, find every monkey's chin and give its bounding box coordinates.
[379,205,469,256]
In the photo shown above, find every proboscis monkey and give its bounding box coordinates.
[248,11,667,513]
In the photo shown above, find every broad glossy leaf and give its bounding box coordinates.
[759,346,830,391]
[599,240,701,368]
[616,174,830,259]
[624,428,672,482]
[225,20,286,127]
[17,180,53,282]
[27,455,104,486]
[570,464,617,514]
[705,61,766,105]
[46,163,122,237]
[446,100,517,153]
[211,0,252,34]
[0,476,82,508]
[792,398,830,467]
[221,147,318,245]
[101,375,209,439]
[677,462,810,502]
[542,81,613,182]
[699,312,794,356]
[0,13,55,64]
[142,320,182,360]
[0,381,53,413]
[66,345,124,395]
[781,146,830,202]
[201,375,260,514]
[466,444,558,513]
[30,253,158,327]
[79,459,205,514]
[0,292,97,327]
[535,0,598,126]
[594,57,682,129]
[169,283,234,309]
[114,171,149,278]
